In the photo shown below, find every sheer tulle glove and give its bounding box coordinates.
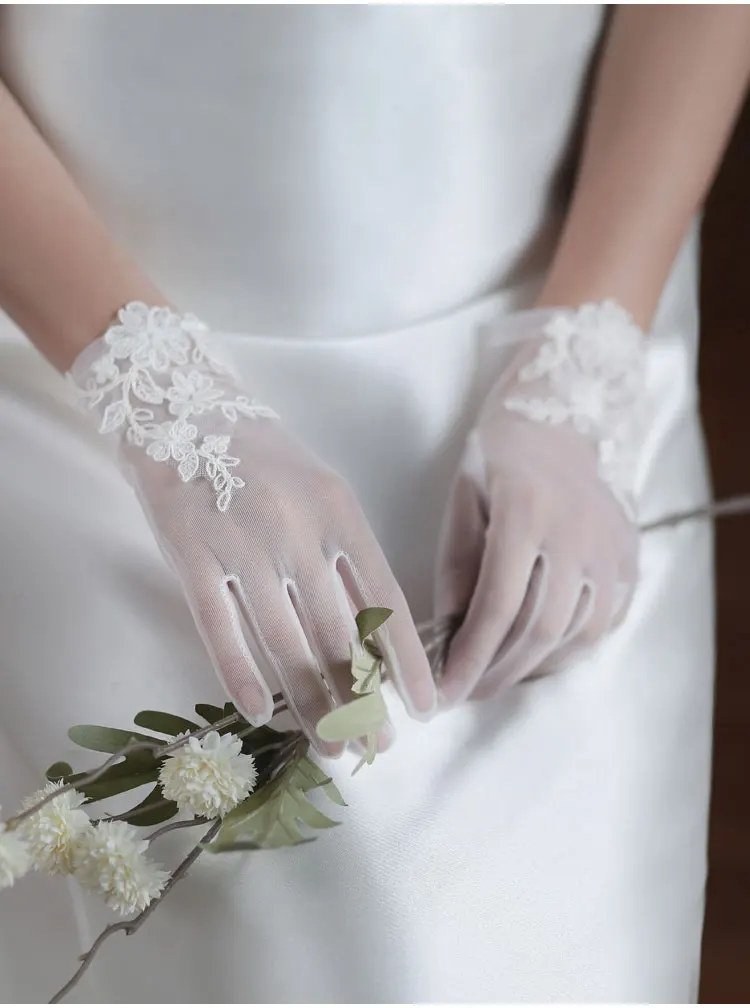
[69,303,435,752]
[434,301,646,705]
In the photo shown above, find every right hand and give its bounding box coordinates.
[70,302,436,753]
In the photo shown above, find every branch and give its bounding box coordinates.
[639,493,750,532]
[49,819,221,1004]
[145,817,208,844]
[5,714,240,831]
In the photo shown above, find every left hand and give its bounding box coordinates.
[434,301,646,705]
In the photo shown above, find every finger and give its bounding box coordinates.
[291,567,395,754]
[438,509,541,707]
[434,432,488,621]
[287,566,358,704]
[336,548,437,719]
[538,569,617,673]
[562,580,596,643]
[471,560,582,699]
[611,554,640,629]
[182,562,274,727]
[232,575,345,758]
[518,579,596,681]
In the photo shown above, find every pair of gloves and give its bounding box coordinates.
[70,299,646,754]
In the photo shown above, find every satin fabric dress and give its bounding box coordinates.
[0,7,713,1003]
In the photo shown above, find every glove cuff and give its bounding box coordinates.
[503,299,646,517]
[67,302,277,511]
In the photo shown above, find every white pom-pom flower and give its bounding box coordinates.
[18,782,92,874]
[159,730,258,819]
[73,821,168,915]
[0,809,31,889]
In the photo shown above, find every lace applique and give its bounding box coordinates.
[70,302,277,511]
[503,300,646,516]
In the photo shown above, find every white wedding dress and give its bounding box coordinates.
[0,6,714,1003]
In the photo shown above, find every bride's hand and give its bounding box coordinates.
[70,303,435,752]
[434,302,645,705]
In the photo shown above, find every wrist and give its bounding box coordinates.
[68,301,277,511]
[497,300,647,517]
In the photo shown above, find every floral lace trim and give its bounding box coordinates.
[71,302,277,511]
[503,300,646,515]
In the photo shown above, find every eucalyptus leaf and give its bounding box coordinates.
[363,638,384,659]
[133,711,200,736]
[352,734,378,776]
[68,725,159,755]
[120,785,179,827]
[45,762,73,782]
[351,649,381,695]
[355,607,393,645]
[209,744,340,850]
[316,689,387,744]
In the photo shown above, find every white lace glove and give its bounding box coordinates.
[70,303,436,752]
[434,301,646,705]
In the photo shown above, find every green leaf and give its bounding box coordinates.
[203,838,316,853]
[355,607,392,645]
[321,778,347,807]
[68,725,159,755]
[193,703,245,735]
[293,760,347,807]
[350,648,381,695]
[47,753,161,802]
[79,766,159,802]
[120,785,179,827]
[243,725,289,749]
[363,637,384,659]
[133,710,200,736]
[352,734,378,776]
[291,794,339,830]
[316,689,387,744]
[208,744,340,851]
[45,762,73,782]
[203,840,262,853]
[194,704,225,724]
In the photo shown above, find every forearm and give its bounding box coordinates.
[0,81,163,371]
[538,5,750,328]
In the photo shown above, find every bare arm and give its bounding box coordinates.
[538,5,750,328]
[0,81,163,371]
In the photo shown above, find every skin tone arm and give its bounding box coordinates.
[1,7,748,371]
[538,5,750,330]
[0,81,163,371]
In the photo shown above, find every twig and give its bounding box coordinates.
[145,818,209,844]
[49,819,221,1004]
[6,714,240,831]
[239,737,291,759]
[639,493,750,532]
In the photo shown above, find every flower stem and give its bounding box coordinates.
[145,817,210,844]
[48,820,221,1004]
[6,714,240,831]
